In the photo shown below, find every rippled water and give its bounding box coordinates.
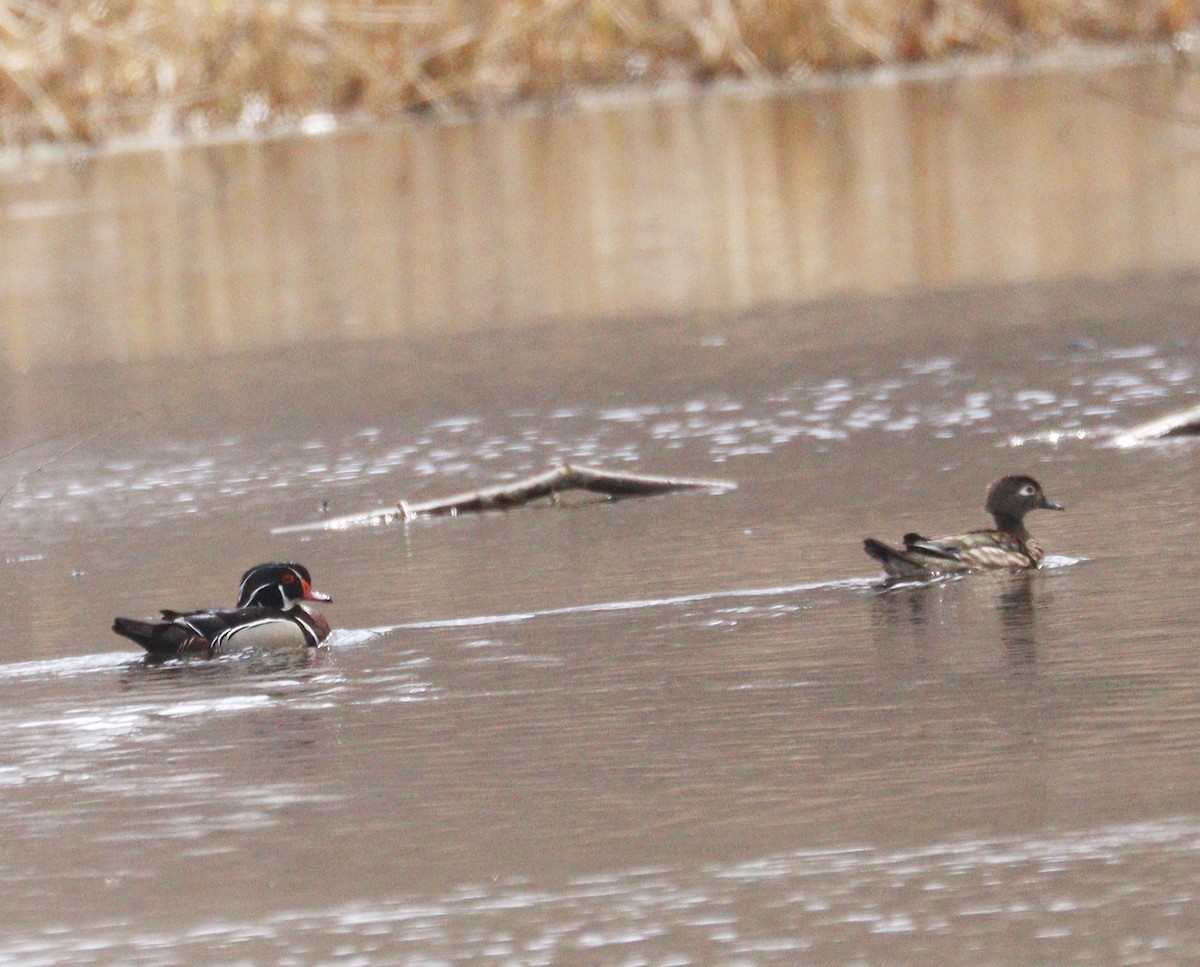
[10,52,1200,965]
[0,270,1198,963]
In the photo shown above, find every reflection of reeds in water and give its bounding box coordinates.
[0,0,1194,145]
[4,55,1200,370]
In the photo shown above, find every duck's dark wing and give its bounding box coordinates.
[864,537,975,579]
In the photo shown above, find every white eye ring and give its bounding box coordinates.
[1019,484,1036,497]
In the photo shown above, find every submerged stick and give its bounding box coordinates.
[272,463,736,534]
[0,410,150,509]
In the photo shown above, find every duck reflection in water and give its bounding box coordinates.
[997,572,1037,668]
[872,571,1041,669]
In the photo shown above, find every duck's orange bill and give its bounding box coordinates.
[302,580,332,602]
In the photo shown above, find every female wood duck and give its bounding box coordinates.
[112,562,332,658]
[863,475,1064,579]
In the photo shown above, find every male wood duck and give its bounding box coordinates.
[112,562,332,658]
[863,475,1064,580]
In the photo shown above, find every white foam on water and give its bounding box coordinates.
[366,577,880,636]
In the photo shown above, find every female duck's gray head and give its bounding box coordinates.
[984,476,1063,533]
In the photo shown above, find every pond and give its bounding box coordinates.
[2,52,1200,965]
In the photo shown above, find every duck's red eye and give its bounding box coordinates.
[282,573,296,584]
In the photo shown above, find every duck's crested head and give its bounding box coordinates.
[984,475,1064,523]
[237,562,332,609]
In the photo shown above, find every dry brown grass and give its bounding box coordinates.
[0,0,1195,145]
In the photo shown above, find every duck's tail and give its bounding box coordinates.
[111,617,207,657]
[863,537,933,580]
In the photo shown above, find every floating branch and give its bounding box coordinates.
[1010,404,1200,450]
[400,464,734,517]
[1109,404,1200,447]
[272,464,736,534]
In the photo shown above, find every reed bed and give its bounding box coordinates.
[0,0,1194,146]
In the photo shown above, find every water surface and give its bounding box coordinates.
[4,53,1200,966]
[0,272,1197,963]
